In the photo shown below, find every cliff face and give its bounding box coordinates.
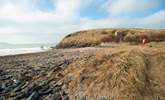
[56,28,165,48]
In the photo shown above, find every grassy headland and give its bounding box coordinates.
[56,28,165,48]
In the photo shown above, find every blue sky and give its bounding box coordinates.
[0,0,165,44]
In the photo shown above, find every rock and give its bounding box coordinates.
[0,69,3,73]
[0,75,12,80]
[26,84,42,95]
[38,85,52,95]
[32,67,47,73]
[54,87,61,92]
[53,66,62,72]
[9,92,18,97]
[61,90,67,95]
[0,96,5,100]
[2,87,10,94]
[26,91,39,100]
[32,67,42,73]
[5,80,13,87]
[21,82,29,90]
[55,81,63,87]
[0,84,5,92]
[39,88,52,95]
[0,87,4,92]
[63,95,69,100]
[24,84,37,96]
[48,93,62,100]
[13,79,21,86]
[19,75,32,81]
[14,92,26,100]
[1,83,6,89]
[13,82,26,92]
[24,83,52,97]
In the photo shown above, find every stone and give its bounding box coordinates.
[21,82,29,90]
[24,84,37,96]
[5,80,13,87]
[3,87,10,94]
[13,80,21,87]
[53,66,62,72]
[38,85,52,95]
[13,82,26,92]
[0,87,4,92]
[0,96,5,100]
[1,83,6,89]
[0,69,3,73]
[54,87,61,92]
[0,84,5,92]
[9,92,18,97]
[27,91,39,100]
[19,75,32,81]
[14,92,26,100]
[32,67,42,73]
[27,84,42,94]
[0,76,9,80]
[48,93,62,100]
[39,88,52,95]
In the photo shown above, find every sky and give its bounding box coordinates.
[0,0,165,44]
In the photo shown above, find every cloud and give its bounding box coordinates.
[0,0,164,44]
[103,0,162,16]
[140,10,165,28]
[0,0,84,43]
[143,10,165,25]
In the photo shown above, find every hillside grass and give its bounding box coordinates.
[56,28,165,48]
[62,42,165,100]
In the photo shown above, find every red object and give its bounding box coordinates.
[142,38,147,44]
[142,35,148,44]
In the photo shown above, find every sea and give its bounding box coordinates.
[0,43,54,56]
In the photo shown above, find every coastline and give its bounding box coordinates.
[0,47,97,99]
[0,43,165,99]
[0,47,50,57]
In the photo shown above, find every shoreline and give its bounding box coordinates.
[0,43,165,100]
[0,47,51,57]
[0,47,97,99]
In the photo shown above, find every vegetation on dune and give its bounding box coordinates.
[62,44,165,100]
[56,28,165,48]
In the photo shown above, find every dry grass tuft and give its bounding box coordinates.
[62,45,165,100]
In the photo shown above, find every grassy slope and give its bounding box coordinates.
[55,28,165,99]
[56,28,165,48]
[62,42,165,100]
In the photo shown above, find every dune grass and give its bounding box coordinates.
[62,44,165,100]
[56,28,165,48]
